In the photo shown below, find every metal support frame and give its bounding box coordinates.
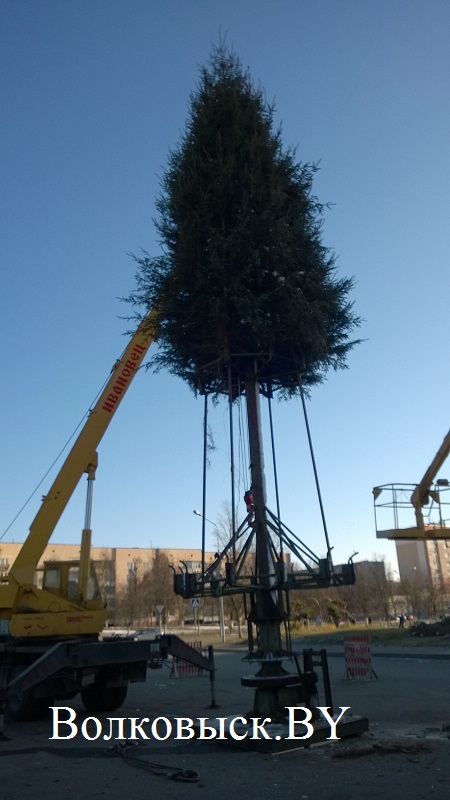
[175,506,356,599]
[177,369,357,721]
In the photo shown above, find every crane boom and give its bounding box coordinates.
[8,313,156,586]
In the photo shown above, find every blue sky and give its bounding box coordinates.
[1,0,449,575]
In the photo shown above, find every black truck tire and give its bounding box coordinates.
[80,682,128,713]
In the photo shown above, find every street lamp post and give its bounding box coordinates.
[193,510,226,642]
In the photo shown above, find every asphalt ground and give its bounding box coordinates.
[1,641,450,800]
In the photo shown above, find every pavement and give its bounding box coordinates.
[1,638,450,800]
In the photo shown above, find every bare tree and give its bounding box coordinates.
[400,572,426,620]
[367,556,396,621]
[421,573,446,620]
[141,550,176,628]
[94,558,116,620]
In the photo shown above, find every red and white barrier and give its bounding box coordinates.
[344,636,378,680]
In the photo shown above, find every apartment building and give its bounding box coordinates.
[396,538,450,587]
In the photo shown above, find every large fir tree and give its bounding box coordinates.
[130,45,360,397]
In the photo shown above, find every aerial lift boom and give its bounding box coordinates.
[410,429,450,527]
[373,429,450,540]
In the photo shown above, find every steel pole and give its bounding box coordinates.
[244,369,282,656]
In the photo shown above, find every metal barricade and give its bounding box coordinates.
[170,640,207,678]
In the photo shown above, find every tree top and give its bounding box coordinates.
[129,44,361,399]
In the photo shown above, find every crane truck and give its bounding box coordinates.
[0,312,213,723]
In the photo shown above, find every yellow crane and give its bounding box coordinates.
[0,309,216,724]
[1,312,156,637]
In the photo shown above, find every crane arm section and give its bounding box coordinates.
[8,313,156,586]
[410,429,450,524]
